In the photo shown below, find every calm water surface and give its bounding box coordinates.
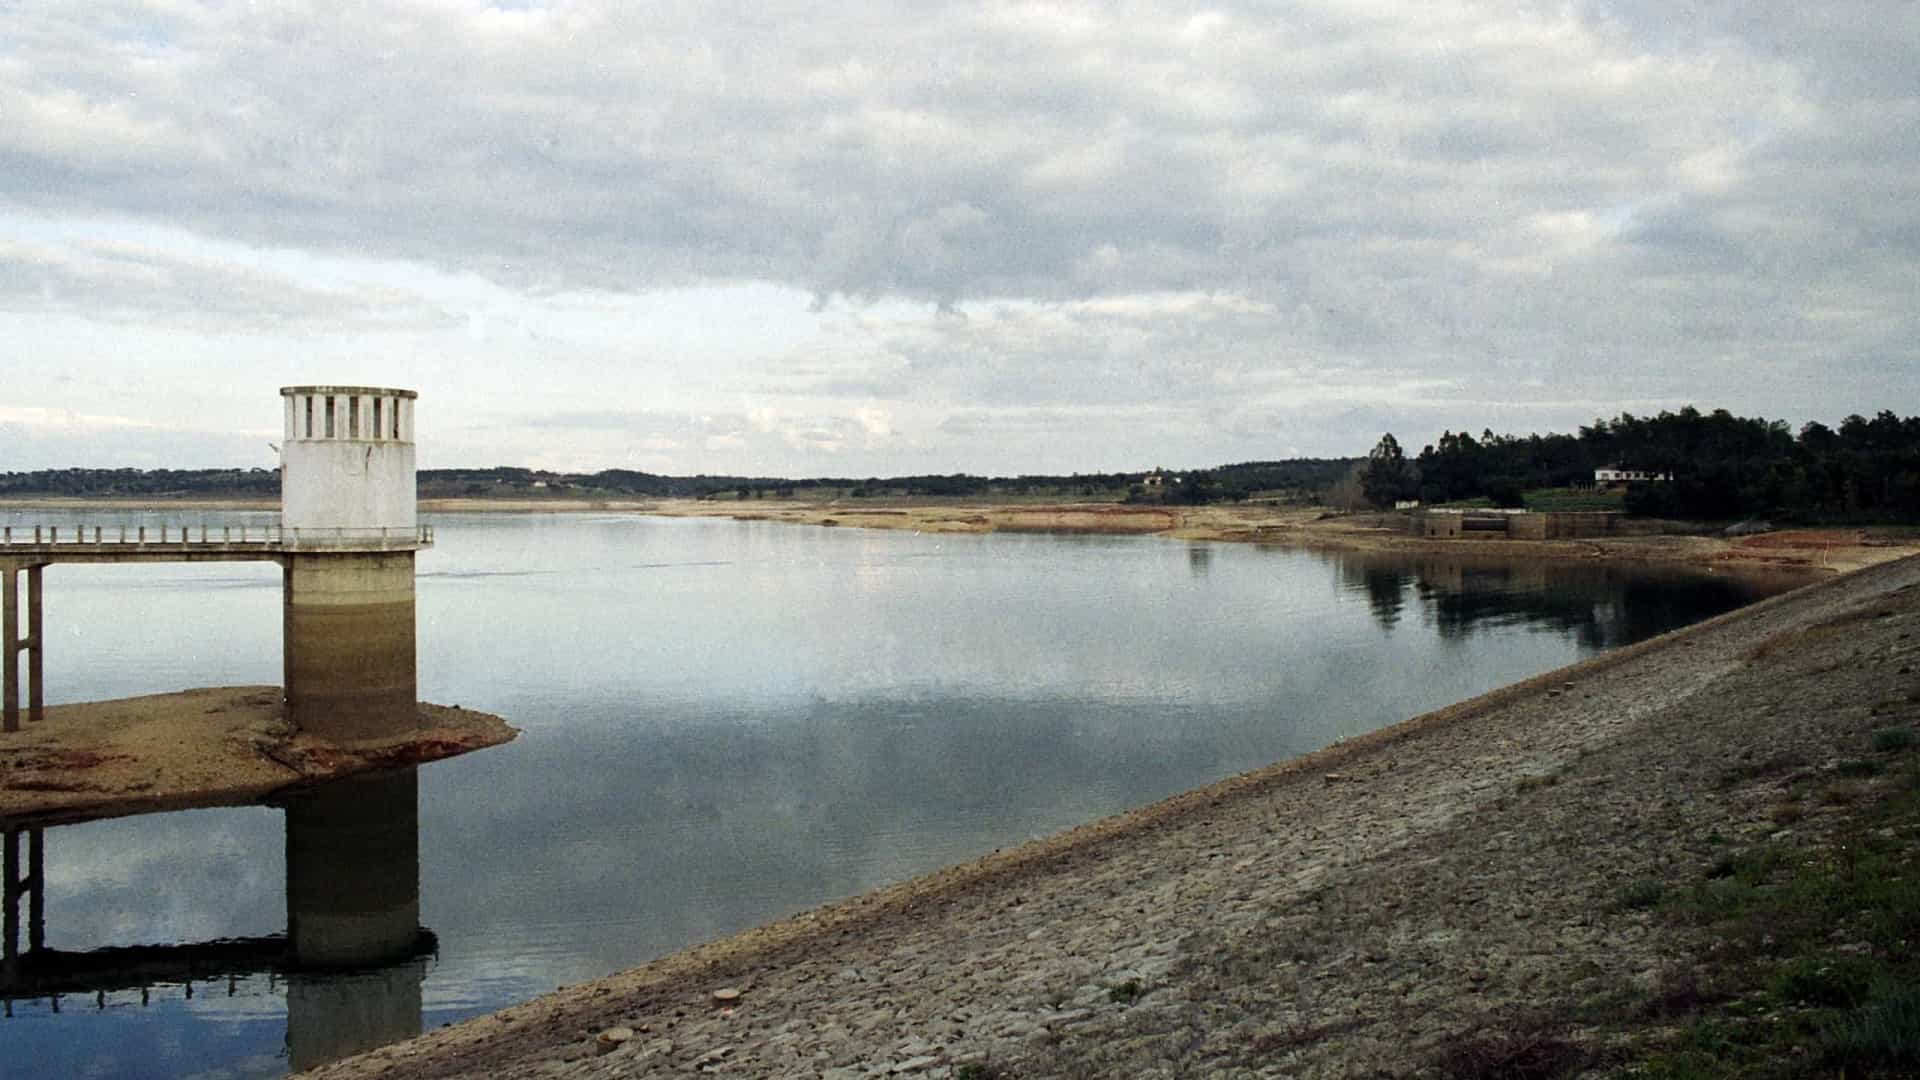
[0,512,1803,1076]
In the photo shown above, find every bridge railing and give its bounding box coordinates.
[0,524,434,549]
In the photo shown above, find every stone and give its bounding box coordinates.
[595,1026,634,1055]
[712,986,743,1005]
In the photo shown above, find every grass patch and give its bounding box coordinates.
[1616,879,1667,910]
[1608,776,1920,1078]
[1106,978,1142,1004]
[1872,726,1916,753]
[1823,983,1920,1072]
[1522,487,1627,513]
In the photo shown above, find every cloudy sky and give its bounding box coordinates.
[4,1,1915,476]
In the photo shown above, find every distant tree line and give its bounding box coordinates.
[0,458,1359,506]
[1365,407,1920,521]
[0,467,280,497]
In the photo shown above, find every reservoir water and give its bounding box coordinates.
[0,511,1803,1075]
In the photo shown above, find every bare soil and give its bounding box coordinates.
[308,554,1920,1079]
[0,688,516,826]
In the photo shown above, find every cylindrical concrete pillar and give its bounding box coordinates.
[282,552,418,741]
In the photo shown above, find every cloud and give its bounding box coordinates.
[0,1,1915,471]
[0,235,458,332]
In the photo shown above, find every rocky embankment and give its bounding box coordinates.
[315,555,1920,1078]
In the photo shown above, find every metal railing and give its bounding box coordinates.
[0,524,433,549]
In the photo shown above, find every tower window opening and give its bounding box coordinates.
[373,398,383,440]
[325,396,335,438]
[349,397,360,438]
[304,397,314,438]
[393,399,401,439]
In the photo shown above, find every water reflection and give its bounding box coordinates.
[284,771,426,1070]
[1328,552,1794,645]
[1187,544,1212,577]
[1,770,429,1074]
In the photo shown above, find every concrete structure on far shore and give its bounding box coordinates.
[1418,509,1655,541]
[1,386,430,742]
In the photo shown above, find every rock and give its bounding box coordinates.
[595,1026,634,1055]
[893,1055,940,1073]
[712,986,743,1005]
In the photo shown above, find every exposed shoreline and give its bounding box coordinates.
[310,554,1920,1078]
[7,495,1915,575]
[0,688,516,827]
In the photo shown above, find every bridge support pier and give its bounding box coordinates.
[3,563,45,734]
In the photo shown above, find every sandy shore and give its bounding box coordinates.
[0,688,516,826]
[308,554,1920,1078]
[423,497,1917,575]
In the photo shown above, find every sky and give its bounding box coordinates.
[3,1,1916,476]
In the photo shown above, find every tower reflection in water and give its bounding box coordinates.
[284,769,428,1071]
[1,768,431,1073]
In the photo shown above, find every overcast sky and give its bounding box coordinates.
[4,1,1915,476]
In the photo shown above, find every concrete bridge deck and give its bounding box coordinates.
[0,523,432,565]
[1,523,433,732]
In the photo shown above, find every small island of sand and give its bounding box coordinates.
[0,688,516,826]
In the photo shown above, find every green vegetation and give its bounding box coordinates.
[1613,759,1920,1078]
[1401,406,1920,522]
[0,466,279,498]
[1520,487,1628,513]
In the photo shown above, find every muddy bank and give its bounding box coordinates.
[0,687,516,826]
[310,555,1920,1078]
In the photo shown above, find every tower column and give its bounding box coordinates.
[282,552,418,742]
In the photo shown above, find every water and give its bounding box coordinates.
[0,511,1804,1075]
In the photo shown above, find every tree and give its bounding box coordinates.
[1362,433,1416,508]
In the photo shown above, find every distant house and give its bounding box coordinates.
[1594,465,1671,488]
[1142,470,1166,491]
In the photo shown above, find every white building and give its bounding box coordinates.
[1594,465,1672,487]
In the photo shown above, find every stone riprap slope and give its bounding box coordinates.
[318,555,1920,1079]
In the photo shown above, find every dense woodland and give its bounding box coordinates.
[1364,407,1920,521]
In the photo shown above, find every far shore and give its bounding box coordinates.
[7,494,1916,575]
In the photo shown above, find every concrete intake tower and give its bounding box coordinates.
[279,386,426,741]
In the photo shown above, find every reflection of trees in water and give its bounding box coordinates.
[1336,554,1786,647]
[1187,545,1212,577]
